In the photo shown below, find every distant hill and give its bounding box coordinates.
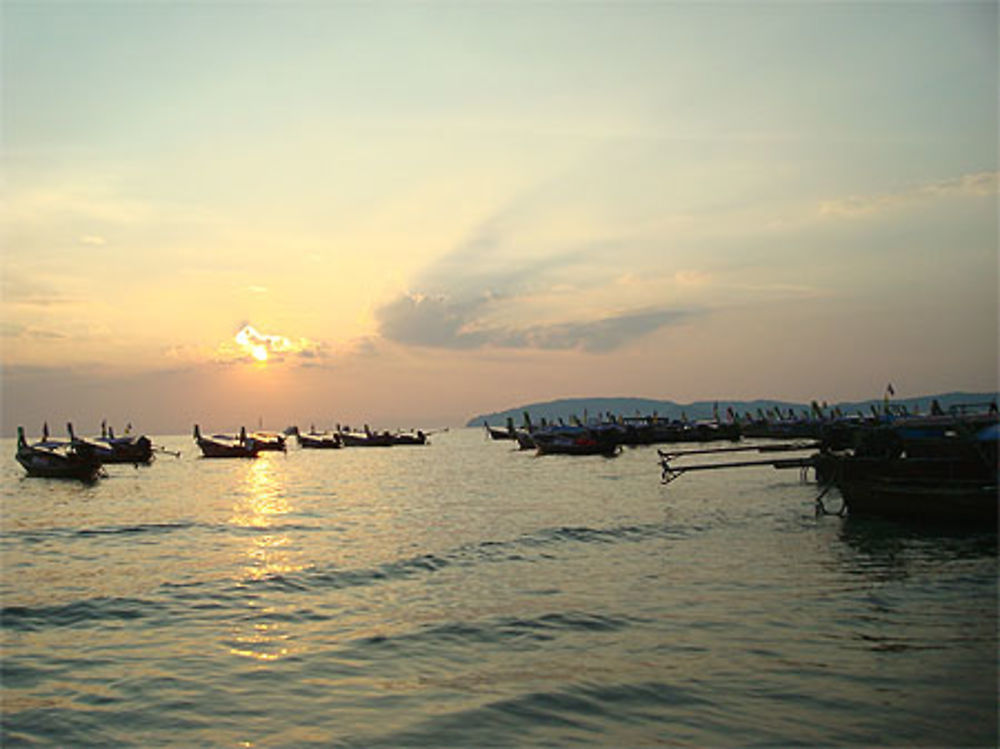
[467,392,998,427]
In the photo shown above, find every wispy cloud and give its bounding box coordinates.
[373,191,700,352]
[1,271,84,307]
[0,322,69,340]
[819,171,998,218]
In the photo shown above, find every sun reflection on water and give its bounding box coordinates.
[227,457,306,662]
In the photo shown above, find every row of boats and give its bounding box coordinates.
[485,415,740,456]
[656,409,998,527]
[14,422,431,480]
[192,425,429,457]
[16,404,998,527]
[486,404,999,527]
[15,423,159,481]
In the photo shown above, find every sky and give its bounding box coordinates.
[2,1,997,436]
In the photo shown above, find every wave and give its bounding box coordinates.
[349,610,645,652]
[0,522,198,544]
[76,522,197,537]
[355,680,707,747]
[1,597,167,631]
[173,519,691,599]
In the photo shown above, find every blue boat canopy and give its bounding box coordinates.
[975,423,999,442]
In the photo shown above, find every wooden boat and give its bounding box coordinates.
[659,409,998,526]
[15,426,104,480]
[514,429,535,450]
[193,425,260,458]
[391,430,428,446]
[338,426,394,447]
[531,424,622,457]
[827,471,996,525]
[484,419,516,440]
[814,415,998,526]
[293,427,342,449]
[250,431,286,452]
[70,422,154,465]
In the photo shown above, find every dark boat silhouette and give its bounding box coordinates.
[15,426,104,481]
[193,425,260,458]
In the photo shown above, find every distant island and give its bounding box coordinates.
[467,391,999,427]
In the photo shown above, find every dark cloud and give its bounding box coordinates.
[376,292,692,352]
[376,294,490,349]
[510,308,693,353]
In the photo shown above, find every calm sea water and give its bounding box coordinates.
[1,428,996,747]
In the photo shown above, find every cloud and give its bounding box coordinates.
[1,272,83,308]
[0,322,68,340]
[376,291,691,352]
[376,294,490,349]
[216,324,328,364]
[819,171,998,218]
[505,307,694,353]
[78,235,107,246]
[371,189,702,353]
[674,269,711,287]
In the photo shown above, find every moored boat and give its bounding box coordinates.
[193,425,260,458]
[814,415,998,526]
[531,423,622,457]
[658,407,998,526]
[250,431,287,451]
[391,430,428,446]
[293,427,342,449]
[338,426,394,447]
[15,426,104,481]
[71,422,154,465]
[483,419,517,440]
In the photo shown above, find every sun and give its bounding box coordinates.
[229,323,320,365]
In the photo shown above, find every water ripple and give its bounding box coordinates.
[1,597,167,631]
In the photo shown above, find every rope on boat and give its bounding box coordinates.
[814,460,847,517]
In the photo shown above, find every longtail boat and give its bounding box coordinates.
[659,407,998,527]
[531,424,622,457]
[71,422,154,465]
[293,427,342,449]
[339,426,394,447]
[15,426,104,481]
[193,425,260,458]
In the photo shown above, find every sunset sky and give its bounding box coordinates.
[2,1,997,436]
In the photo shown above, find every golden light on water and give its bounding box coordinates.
[227,458,307,663]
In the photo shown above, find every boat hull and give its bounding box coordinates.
[196,439,259,458]
[90,436,154,464]
[532,431,621,457]
[16,448,103,481]
[837,477,997,526]
[340,433,394,447]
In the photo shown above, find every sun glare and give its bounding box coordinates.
[226,323,321,366]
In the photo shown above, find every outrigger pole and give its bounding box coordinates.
[657,442,820,461]
[658,442,820,484]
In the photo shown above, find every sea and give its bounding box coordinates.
[1,428,996,747]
